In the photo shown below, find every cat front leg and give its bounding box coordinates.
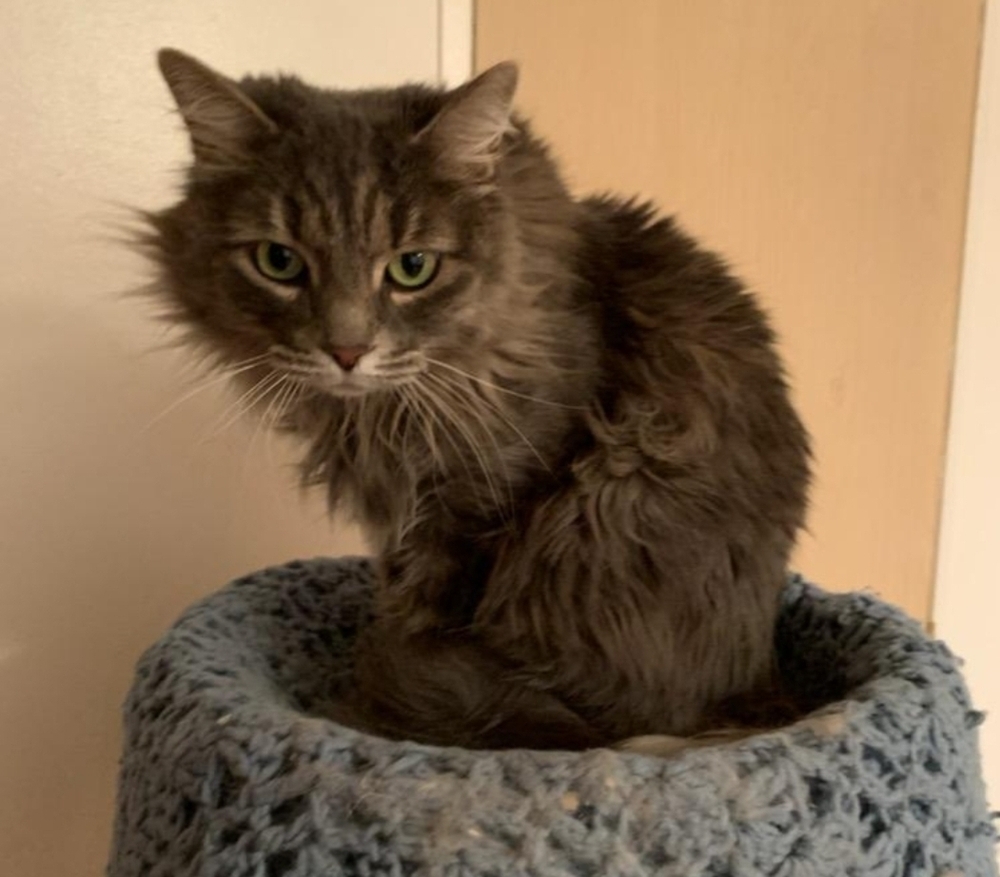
[345,617,603,749]
[374,530,488,635]
[375,544,460,634]
[348,517,606,749]
[371,498,501,634]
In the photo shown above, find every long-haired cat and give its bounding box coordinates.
[146,49,810,750]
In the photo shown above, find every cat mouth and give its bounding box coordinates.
[267,344,424,397]
[324,377,375,397]
[282,369,394,398]
[267,364,419,398]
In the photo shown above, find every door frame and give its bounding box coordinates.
[438,0,473,86]
[933,0,999,805]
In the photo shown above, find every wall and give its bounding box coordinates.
[935,0,1000,811]
[476,0,984,623]
[0,3,440,874]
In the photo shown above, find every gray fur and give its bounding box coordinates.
[147,50,811,748]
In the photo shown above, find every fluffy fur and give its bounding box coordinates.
[146,50,811,749]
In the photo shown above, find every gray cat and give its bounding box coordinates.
[146,49,810,750]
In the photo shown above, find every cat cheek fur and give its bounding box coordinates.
[150,51,811,749]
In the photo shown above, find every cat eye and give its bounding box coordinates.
[252,241,307,284]
[385,251,440,291]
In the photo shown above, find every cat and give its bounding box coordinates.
[146,49,811,751]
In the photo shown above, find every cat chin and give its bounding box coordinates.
[312,378,395,400]
[296,369,419,399]
[326,385,371,399]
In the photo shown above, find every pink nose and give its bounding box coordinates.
[329,345,371,372]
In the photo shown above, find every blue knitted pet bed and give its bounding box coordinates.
[108,558,996,877]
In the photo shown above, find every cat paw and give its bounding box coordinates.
[613,728,754,758]
[614,734,697,757]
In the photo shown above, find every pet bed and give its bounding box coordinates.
[107,558,997,876]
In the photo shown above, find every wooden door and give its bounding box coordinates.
[476,0,984,623]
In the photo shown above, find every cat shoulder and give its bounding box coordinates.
[577,194,784,463]
[580,194,774,361]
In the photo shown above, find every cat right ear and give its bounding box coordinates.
[157,49,277,165]
[417,61,519,183]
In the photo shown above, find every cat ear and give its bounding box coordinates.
[157,48,278,165]
[418,62,519,182]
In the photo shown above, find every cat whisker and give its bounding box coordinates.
[375,365,424,382]
[201,370,285,442]
[263,377,301,469]
[241,374,291,478]
[425,372,517,506]
[398,384,443,469]
[376,350,425,374]
[424,357,587,411]
[138,354,271,434]
[273,364,321,376]
[391,386,418,457]
[277,379,304,429]
[386,386,411,447]
[269,359,326,377]
[411,376,504,514]
[420,373,513,516]
[264,373,299,437]
[428,369,552,473]
[268,345,331,376]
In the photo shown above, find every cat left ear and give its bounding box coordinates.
[417,62,518,182]
[157,48,278,165]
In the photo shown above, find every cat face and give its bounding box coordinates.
[151,50,521,399]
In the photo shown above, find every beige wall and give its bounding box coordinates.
[935,0,1000,811]
[0,3,441,873]
[476,0,983,624]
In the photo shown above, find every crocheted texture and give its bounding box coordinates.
[108,558,997,877]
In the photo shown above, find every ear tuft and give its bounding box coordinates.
[419,61,519,181]
[157,48,277,165]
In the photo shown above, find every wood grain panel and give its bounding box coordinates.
[476,0,983,622]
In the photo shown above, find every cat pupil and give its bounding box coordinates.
[268,245,294,270]
[401,252,425,277]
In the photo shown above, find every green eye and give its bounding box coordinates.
[253,241,306,283]
[386,251,440,290]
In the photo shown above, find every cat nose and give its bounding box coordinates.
[327,345,372,372]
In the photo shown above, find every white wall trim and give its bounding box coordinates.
[934,0,999,806]
[438,0,474,87]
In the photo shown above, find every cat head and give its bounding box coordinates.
[148,49,567,401]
